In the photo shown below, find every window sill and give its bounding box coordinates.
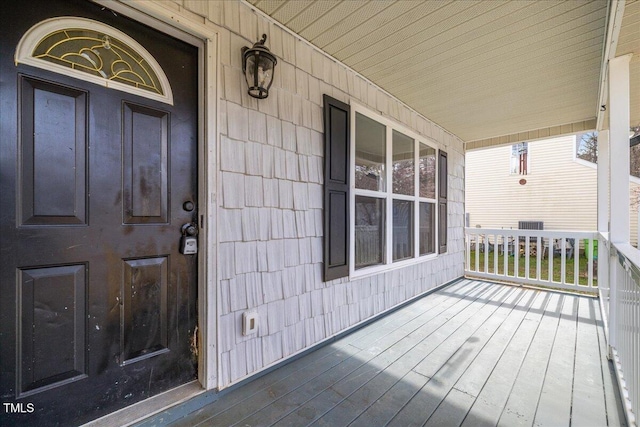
[349,253,439,281]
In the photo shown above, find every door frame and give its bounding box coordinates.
[92,0,220,391]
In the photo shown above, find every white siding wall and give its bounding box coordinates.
[466,135,639,244]
[176,0,465,388]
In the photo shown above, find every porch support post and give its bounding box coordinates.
[597,131,610,326]
[597,130,609,235]
[609,54,632,244]
[607,54,632,350]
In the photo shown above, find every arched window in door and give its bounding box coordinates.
[15,17,173,105]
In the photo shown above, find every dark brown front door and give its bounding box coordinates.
[0,1,199,425]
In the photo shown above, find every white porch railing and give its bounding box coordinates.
[465,228,599,294]
[609,241,640,426]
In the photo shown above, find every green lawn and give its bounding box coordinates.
[468,250,597,287]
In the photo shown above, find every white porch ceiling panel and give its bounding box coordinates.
[247,0,610,143]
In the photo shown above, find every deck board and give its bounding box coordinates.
[570,298,608,426]
[387,286,530,427]
[161,280,625,427]
[311,285,509,426]
[594,298,628,427]
[352,286,519,426]
[460,291,549,426]
[533,294,579,426]
[497,293,562,426]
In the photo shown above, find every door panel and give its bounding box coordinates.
[123,103,169,224]
[121,256,169,364]
[20,77,88,225]
[19,265,87,396]
[1,1,199,425]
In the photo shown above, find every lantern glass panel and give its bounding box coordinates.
[245,53,275,98]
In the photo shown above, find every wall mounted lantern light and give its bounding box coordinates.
[242,34,277,99]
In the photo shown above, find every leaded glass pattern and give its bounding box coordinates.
[16,18,173,104]
[33,29,163,95]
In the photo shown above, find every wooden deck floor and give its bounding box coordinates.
[167,279,626,427]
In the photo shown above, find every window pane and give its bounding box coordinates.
[419,143,436,198]
[419,202,435,255]
[355,113,386,191]
[576,132,598,163]
[393,199,414,261]
[510,142,528,175]
[392,130,414,195]
[631,144,640,178]
[355,196,386,269]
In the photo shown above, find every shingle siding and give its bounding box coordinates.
[176,0,465,387]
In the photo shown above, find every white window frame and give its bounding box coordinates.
[350,102,439,278]
[509,142,529,175]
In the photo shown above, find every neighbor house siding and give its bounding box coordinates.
[466,135,639,245]
[177,0,465,388]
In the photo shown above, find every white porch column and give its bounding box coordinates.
[598,130,609,233]
[609,54,632,244]
[597,131,610,309]
[607,54,632,350]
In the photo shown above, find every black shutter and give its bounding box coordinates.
[323,95,350,281]
[438,150,448,254]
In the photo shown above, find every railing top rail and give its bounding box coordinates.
[465,228,599,239]
[611,242,640,288]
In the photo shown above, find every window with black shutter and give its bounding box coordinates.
[323,98,446,280]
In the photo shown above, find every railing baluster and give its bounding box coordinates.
[494,234,499,275]
[525,235,530,280]
[574,235,580,287]
[536,236,542,281]
[464,233,471,270]
[560,237,566,285]
[514,234,519,279]
[475,233,480,272]
[588,238,593,288]
[549,239,554,283]
[484,233,489,274]
[503,235,508,277]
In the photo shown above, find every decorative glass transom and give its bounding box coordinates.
[16,17,173,105]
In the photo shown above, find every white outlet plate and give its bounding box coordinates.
[242,311,258,336]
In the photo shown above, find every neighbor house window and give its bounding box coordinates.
[575,131,640,179]
[353,109,438,271]
[510,142,528,175]
[576,132,598,163]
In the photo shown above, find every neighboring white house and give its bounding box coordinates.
[466,134,640,245]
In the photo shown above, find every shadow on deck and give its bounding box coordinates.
[138,279,627,427]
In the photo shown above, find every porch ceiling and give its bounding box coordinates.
[246,0,639,147]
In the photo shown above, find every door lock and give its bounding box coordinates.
[180,222,198,255]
